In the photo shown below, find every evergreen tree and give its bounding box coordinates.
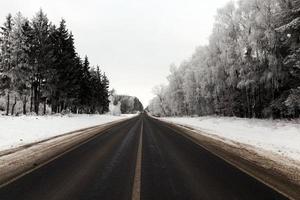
[101,72,110,113]
[0,10,110,115]
[50,20,81,113]
[79,56,92,112]
[274,0,300,117]
[0,14,14,115]
[30,9,54,114]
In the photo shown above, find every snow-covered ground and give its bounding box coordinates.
[0,114,136,151]
[161,116,300,161]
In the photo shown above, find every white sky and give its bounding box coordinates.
[0,0,230,106]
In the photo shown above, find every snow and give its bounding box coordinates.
[0,114,136,151]
[161,116,300,161]
[109,101,122,116]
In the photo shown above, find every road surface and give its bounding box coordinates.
[0,114,288,200]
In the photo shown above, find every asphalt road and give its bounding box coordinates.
[0,114,288,200]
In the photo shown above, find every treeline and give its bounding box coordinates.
[148,0,300,118]
[0,10,110,115]
[113,95,144,114]
[110,91,143,114]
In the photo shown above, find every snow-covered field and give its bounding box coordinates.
[161,116,300,161]
[0,114,136,151]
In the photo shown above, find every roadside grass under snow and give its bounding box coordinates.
[161,116,300,161]
[0,114,136,151]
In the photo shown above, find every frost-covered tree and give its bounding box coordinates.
[152,85,170,116]
[274,0,300,117]
[10,13,32,115]
[149,0,300,118]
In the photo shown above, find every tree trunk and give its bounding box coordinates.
[43,98,47,115]
[30,83,33,112]
[245,88,251,118]
[52,98,59,114]
[60,102,64,113]
[6,92,10,116]
[23,96,27,115]
[33,81,40,115]
[11,95,17,116]
[51,103,54,114]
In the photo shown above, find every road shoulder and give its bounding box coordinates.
[155,118,300,200]
[0,117,134,188]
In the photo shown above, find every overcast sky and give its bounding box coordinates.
[0,0,230,106]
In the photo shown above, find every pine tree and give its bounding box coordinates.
[0,14,14,115]
[49,20,81,113]
[274,0,300,117]
[101,72,110,113]
[0,10,110,115]
[79,56,92,112]
[30,9,54,114]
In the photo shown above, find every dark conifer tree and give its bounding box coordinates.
[30,9,54,114]
[79,56,92,113]
[0,11,110,115]
[101,72,110,113]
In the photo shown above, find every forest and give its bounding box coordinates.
[113,94,144,114]
[0,10,110,115]
[148,0,300,118]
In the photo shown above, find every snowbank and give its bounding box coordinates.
[161,116,300,161]
[0,114,136,151]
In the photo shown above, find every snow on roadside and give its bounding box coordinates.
[0,114,136,151]
[161,116,300,161]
